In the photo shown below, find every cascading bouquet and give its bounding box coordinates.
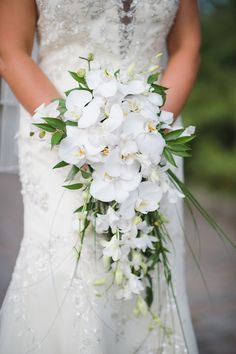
[31,53,232,328]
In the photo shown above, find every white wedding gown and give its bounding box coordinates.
[0,1,198,353]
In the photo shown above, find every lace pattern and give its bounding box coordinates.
[36,0,179,62]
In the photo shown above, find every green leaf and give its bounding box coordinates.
[52,98,65,106]
[163,147,177,167]
[171,150,192,158]
[147,72,159,84]
[63,183,84,190]
[69,71,88,86]
[164,129,185,142]
[167,143,191,152]
[114,69,120,78]
[73,205,84,213]
[173,135,196,144]
[145,286,153,308]
[53,161,69,169]
[150,83,168,104]
[33,123,56,132]
[65,120,78,126]
[65,165,80,182]
[65,88,80,96]
[42,118,66,130]
[51,131,64,147]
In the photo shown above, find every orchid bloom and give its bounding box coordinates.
[120,181,163,219]
[90,148,142,203]
[32,101,60,132]
[95,207,120,234]
[86,69,118,98]
[58,126,106,166]
[64,89,103,128]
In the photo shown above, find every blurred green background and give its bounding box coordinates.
[183,0,236,195]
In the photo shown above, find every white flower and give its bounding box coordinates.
[180,125,196,137]
[119,79,147,96]
[90,149,141,203]
[64,90,103,128]
[86,69,118,98]
[122,113,165,165]
[159,110,174,127]
[32,101,60,132]
[149,166,170,193]
[33,101,60,120]
[136,131,165,165]
[120,181,163,219]
[116,274,144,300]
[100,235,122,261]
[131,251,142,271]
[102,103,124,132]
[134,233,157,252]
[95,207,119,234]
[58,126,105,166]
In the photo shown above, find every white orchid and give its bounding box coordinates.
[159,110,174,129]
[58,126,106,166]
[131,251,143,271]
[116,274,144,300]
[32,101,60,132]
[102,103,124,132]
[120,181,163,219]
[100,235,122,261]
[135,233,157,252]
[123,92,162,122]
[86,69,118,98]
[180,125,196,137]
[122,112,166,165]
[90,148,142,203]
[33,101,60,121]
[95,207,119,234]
[64,89,104,128]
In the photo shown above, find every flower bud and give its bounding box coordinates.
[133,215,142,225]
[115,268,123,286]
[102,256,111,270]
[136,296,148,316]
[77,68,86,78]
[133,305,141,317]
[87,53,94,61]
[94,277,106,286]
[39,130,46,139]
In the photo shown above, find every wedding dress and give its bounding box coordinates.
[0,1,198,353]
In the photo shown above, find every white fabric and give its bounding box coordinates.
[0,1,198,353]
[0,81,19,172]
[0,40,38,172]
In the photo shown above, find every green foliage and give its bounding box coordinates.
[183,0,236,195]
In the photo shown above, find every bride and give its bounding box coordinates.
[0,1,201,353]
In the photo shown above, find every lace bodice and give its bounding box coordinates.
[35,0,179,75]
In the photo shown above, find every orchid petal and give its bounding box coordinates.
[77,97,102,128]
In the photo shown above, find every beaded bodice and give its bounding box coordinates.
[35,0,179,71]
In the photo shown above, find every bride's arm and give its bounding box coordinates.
[0,0,60,115]
[160,0,201,118]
